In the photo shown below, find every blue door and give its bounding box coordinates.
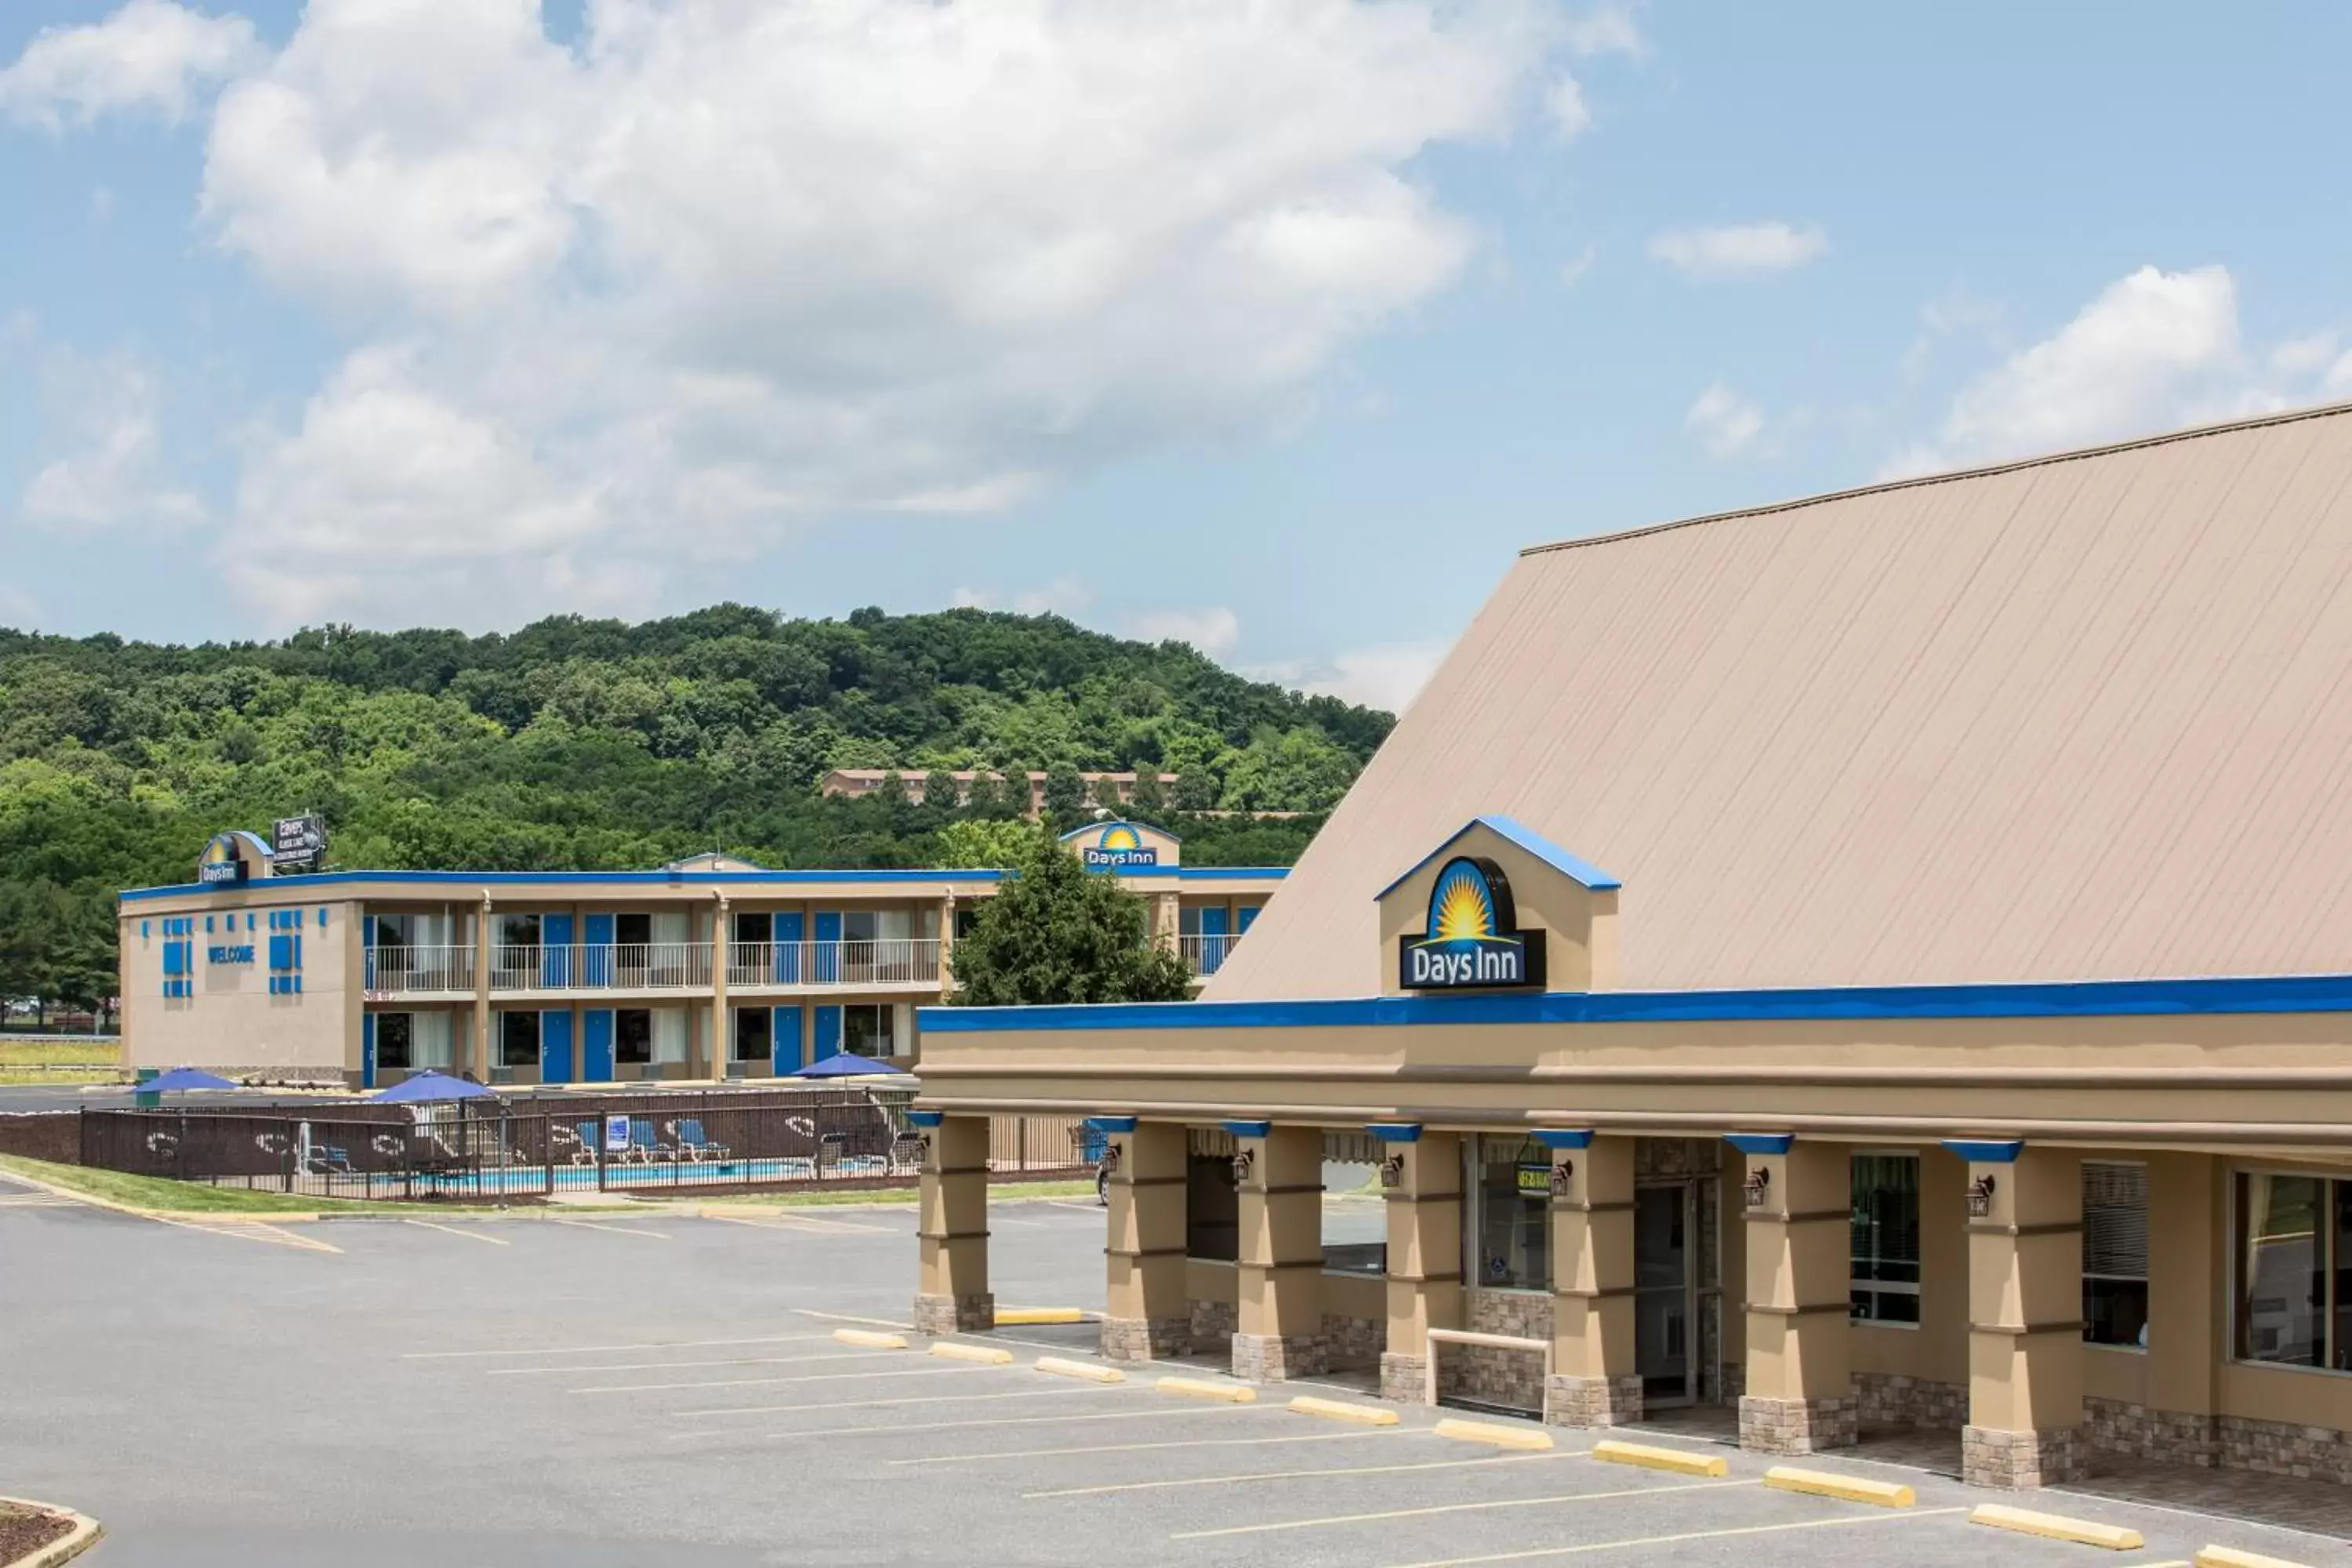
[1200,906,1230,975]
[1238,905,1260,935]
[581,1009,615,1082]
[541,1010,575,1083]
[776,911,804,983]
[814,1005,842,1060]
[772,1006,804,1075]
[583,913,614,988]
[542,913,575,989]
[814,911,840,983]
[361,1014,378,1089]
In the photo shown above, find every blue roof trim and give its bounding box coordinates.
[120,863,1283,901]
[1367,1123,1423,1143]
[1223,1119,1273,1138]
[917,971,2352,1034]
[1943,1139,2026,1163]
[1531,1129,1595,1151]
[1724,1133,1796,1156]
[1083,1115,1138,1134]
[907,1110,946,1127]
[1374,814,1621,902]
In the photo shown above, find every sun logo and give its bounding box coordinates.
[1099,824,1145,852]
[1430,859,1501,942]
[201,837,237,869]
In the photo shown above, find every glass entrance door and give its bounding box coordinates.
[1634,1181,1694,1406]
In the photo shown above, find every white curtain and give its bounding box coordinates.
[651,911,690,949]
[413,1011,454,1069]
[652,1007,689,1064]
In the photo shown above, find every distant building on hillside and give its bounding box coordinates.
[821,768,1178,816]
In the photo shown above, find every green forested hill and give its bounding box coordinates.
[0,605,1389,1008]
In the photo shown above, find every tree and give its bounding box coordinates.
[1172,769,1220,812]
[931,817,1039,869]
[1040,760,1088,826]
[949,830,1195,1005]
[1127,769,1167,819]
[921,769,964,813]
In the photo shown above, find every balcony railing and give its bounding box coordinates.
[1177,933,1239,977]
[727,940,941,989]
[365,945,476,996]
[489,942,714,993]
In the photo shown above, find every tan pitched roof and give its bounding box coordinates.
[1210,401,2352,999]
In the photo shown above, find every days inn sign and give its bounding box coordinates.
[1398,855,1544,990]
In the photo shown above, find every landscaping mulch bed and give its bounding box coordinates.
[0,1502,72,1565]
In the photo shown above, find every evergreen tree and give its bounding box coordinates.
[1040,761,1089,826]
[949,830,1194,1005]
[921,770,964,813]
[1172,769,1220,812]
[1127,770,1167,820]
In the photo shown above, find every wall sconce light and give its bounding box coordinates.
[1231,1148,1255,1185]
[1098,1143,1123,1177]
[1379,1155,1404,1189]
[1743,1167,1770,1210]
[1967,1173,1996,1218]
[1549,1160,1574,1196]
[916,1133,932,1163]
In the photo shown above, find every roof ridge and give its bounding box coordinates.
[1521,396,2352,559]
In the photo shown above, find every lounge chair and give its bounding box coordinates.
[620,1119,673,1164]
[888,1133,925,1177]
[299,1142,354,1177]
[676,1119,730,1161]
[567,1120,601,1167]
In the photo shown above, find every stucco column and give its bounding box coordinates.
[1102,1120,1190,1362]
[1548,1132,1642,1427]
[1737,1137,1857,1454]
[937,893,956,1000]
[1961,1142,2083,1488]
[1153,892,1180,964]
[2141,1152,2221,1463]
[709,893,730,1080]
[913,1112,994,1334]
[1231,1122,1327,1380]
[1375,1127,1461,1403]
[471,893,492,1080]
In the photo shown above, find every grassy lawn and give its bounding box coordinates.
[688,1178,1098,1208]
[0,1155,417,1214]
[0,1040,124,1066]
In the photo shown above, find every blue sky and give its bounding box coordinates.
[5,2,2351,711]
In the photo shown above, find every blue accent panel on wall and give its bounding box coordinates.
[907,1110,945,1128]
[814,1005,841,1059]
[541,913,575,989]
[580,1008,614,1083]
[1531,1129,1594,1150]
[361,1014,377,1090]
[1942,1139,2026,1163]
[1367,1123,1423,1143]
[1222,1119,1272,1138]
[814,912,841,983]
[771,1006,804,1074]
[583,913,615,987]
[1724,1133,1796,1156]
[1083,1116,1138,1133]
[162,943,187,976]
[776,912,804,982]
[542,1010,576,1083]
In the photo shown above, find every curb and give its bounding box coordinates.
[1969,1504,2143,1551]
[1590,1439,1730,1478]
[0,1497,102,1568]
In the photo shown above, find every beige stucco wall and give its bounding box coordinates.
[120,897,361,1074]
[1376,824,1617,995]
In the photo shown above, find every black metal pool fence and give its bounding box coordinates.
[72,1087,1089,1201]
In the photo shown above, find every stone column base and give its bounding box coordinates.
[1964,1424,2078,1489]
[1380,1352,1430,1403]
[913,1292,995,1335]
[1546,1374,1644,1428]
[1739,1394,1858,1454]
[1231,1332,1328,1381]
[1101,1316,1190,1363]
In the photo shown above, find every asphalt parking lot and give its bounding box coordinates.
[2,1171,2343,1566]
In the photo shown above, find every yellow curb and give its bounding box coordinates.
[1432,1418,1554,1450]
[996,1308,1087,1326]
[1590,1439,1730,1477]
[1156,1377,1256,1403]
[1287,1396,1399,1426]
[832,1329,909,1350]
[1762,1466,1915,1508]
[2196,1548,2312,1568]
[1968,1504,2143,1551]
[1035,1357,1124,1383]
[930,1343,1014,1366]
[0,1495,104,1568]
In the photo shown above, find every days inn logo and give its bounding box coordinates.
[1081,822,1160,870]
[1399,855,1544,989]
[197,833,249,887]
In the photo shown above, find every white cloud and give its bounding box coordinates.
[1254,639,1449,714]
[19,351,207,532]
[1559,243,1598,289]
[1129,607,1241,658]
[1885,265,2269,477]
[0,0,1573,626]
[0,0,258,129]
[1563,7,1644,56]
[1648,221,1828,279]
[1545,74,1592,142]
[1686,382,1766,460]
[949,578,1095,618]
[2270,331,2339,379]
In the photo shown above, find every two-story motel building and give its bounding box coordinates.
[909,403,2352,1493]
[118,820,1279,1088]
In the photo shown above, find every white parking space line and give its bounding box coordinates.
[792,1309,915,1330]
[900,1428,1399,1467]
[702,1211,892,1236]
[1022,1450,1577,1498]
[1041,1201,1102,1214]
[494,1350,916,1377]
[548,1218,672,1240]
[151,1216,343,1254]
[407,1333,837,1360]
[572,1364,993,1396]
[1172,1479,1759,1539]
[405,1218,509,1245]
[775,1403,1290,1444]
[1382,1505,1968,1567]
[669,1385,1132,1422]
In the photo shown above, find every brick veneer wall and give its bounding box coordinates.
[1856,1371,1967,1431]
[1435,1290,1552,1414]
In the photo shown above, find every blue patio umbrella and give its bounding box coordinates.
[370,1070,498,1103]
[789,1054,909,1078]
[140,1066,239,1093]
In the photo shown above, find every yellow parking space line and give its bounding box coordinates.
[495,1350,913,1377]
[895,1428,1392,1466]
[404,1218,509,1245]
[548,1218,671,1240]
[1023,1449,1577,1498]
[407,1333,834,1359]
[1173,1479,1758,1540]
[572,1365,994,1396]
[1382,1505,1969,1567]
[153,1215,342,1253]
[669,1385,1131,1421]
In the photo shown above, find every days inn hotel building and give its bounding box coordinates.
[118,820,1279,1087]
[909,405,2352,1493]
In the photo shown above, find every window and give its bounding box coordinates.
[495,913,541,947]
[2237,1173,2328,1368]
[1322,1132,1385,1276]
[841,910,879,944]
[498,1011,539,1067]
[953,906,983,942]
[843,1003,898,1058]
[615,913,652,946]
[735,1007,771,1062]
[2084,1161,2150,1348]
[377,1012,413,1070]
[1468,1135,1549,1290]
[734,911,772,945]
[616,1008,653,1065]
[1850,1153,1922,1324]
[375,913,419,949]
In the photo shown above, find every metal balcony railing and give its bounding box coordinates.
[1177,933,1240,977]
[363,945,477,995]
[725,940,942,989]
[486,942,715,993]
